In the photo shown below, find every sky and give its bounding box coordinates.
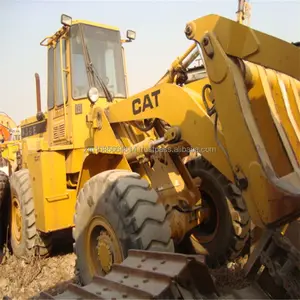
[0,0,299,124]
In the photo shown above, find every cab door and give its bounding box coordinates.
[47,37,70,147]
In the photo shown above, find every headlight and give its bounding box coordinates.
[61,14,72,27]
[126,30,136,41]
[87,87,99,103]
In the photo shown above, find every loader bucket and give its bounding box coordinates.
[39,250,219,299]
[242,61,300,197]
[185,14,300,227]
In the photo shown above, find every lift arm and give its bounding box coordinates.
[106,14,300,228]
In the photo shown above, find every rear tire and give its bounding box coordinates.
[73,169,174,285]
[0,170,9,211]
[9,169,52,258]
[0,171,10,261]
[185,156,250,267]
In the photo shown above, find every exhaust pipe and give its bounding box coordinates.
[35,73,45,121]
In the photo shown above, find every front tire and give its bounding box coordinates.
[73,170,174,285]
[9,169,52,258]
[185,157,250,267]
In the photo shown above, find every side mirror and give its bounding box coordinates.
[126,30,136,41]
[61,14,72,27]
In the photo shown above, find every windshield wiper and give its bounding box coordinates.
[87,62,114,103]
[79,25,114,103]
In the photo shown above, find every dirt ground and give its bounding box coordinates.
[0,247,250,300]
[0,248,78,300]
[3,222,300,300]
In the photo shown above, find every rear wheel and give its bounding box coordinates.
[9,169,52,258]
[0,170,10,261]
[73,169,174,285]
[185,156,250,267]
[0,170,9,211]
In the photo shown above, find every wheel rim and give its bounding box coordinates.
[191,188,220,245]
[86,216,123,276]
[11,196,22,244]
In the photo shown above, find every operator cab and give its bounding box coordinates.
[42,14,135,106]
[67,14,135,103]
[69,18,131,102]
[40,14,136,146]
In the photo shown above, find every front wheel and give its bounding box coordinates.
[185,157,251,268]
[73,169,174,285]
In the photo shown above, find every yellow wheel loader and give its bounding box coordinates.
[4,12,300,299]
[0,113,20,262]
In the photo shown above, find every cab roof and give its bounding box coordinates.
[71,19,120,32]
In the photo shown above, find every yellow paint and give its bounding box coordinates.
[71,19,120,31]
[26,151,76,232]
[20,112,48,126]
[9,13,300,239]
[185,15,300,227]
[65,149,85,174]
[0,113,17,129]
[246,64,293,177]
[0,141,20,165]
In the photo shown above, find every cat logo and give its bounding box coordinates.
[132,89,160,115]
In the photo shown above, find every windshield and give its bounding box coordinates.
[70,24,126,99]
